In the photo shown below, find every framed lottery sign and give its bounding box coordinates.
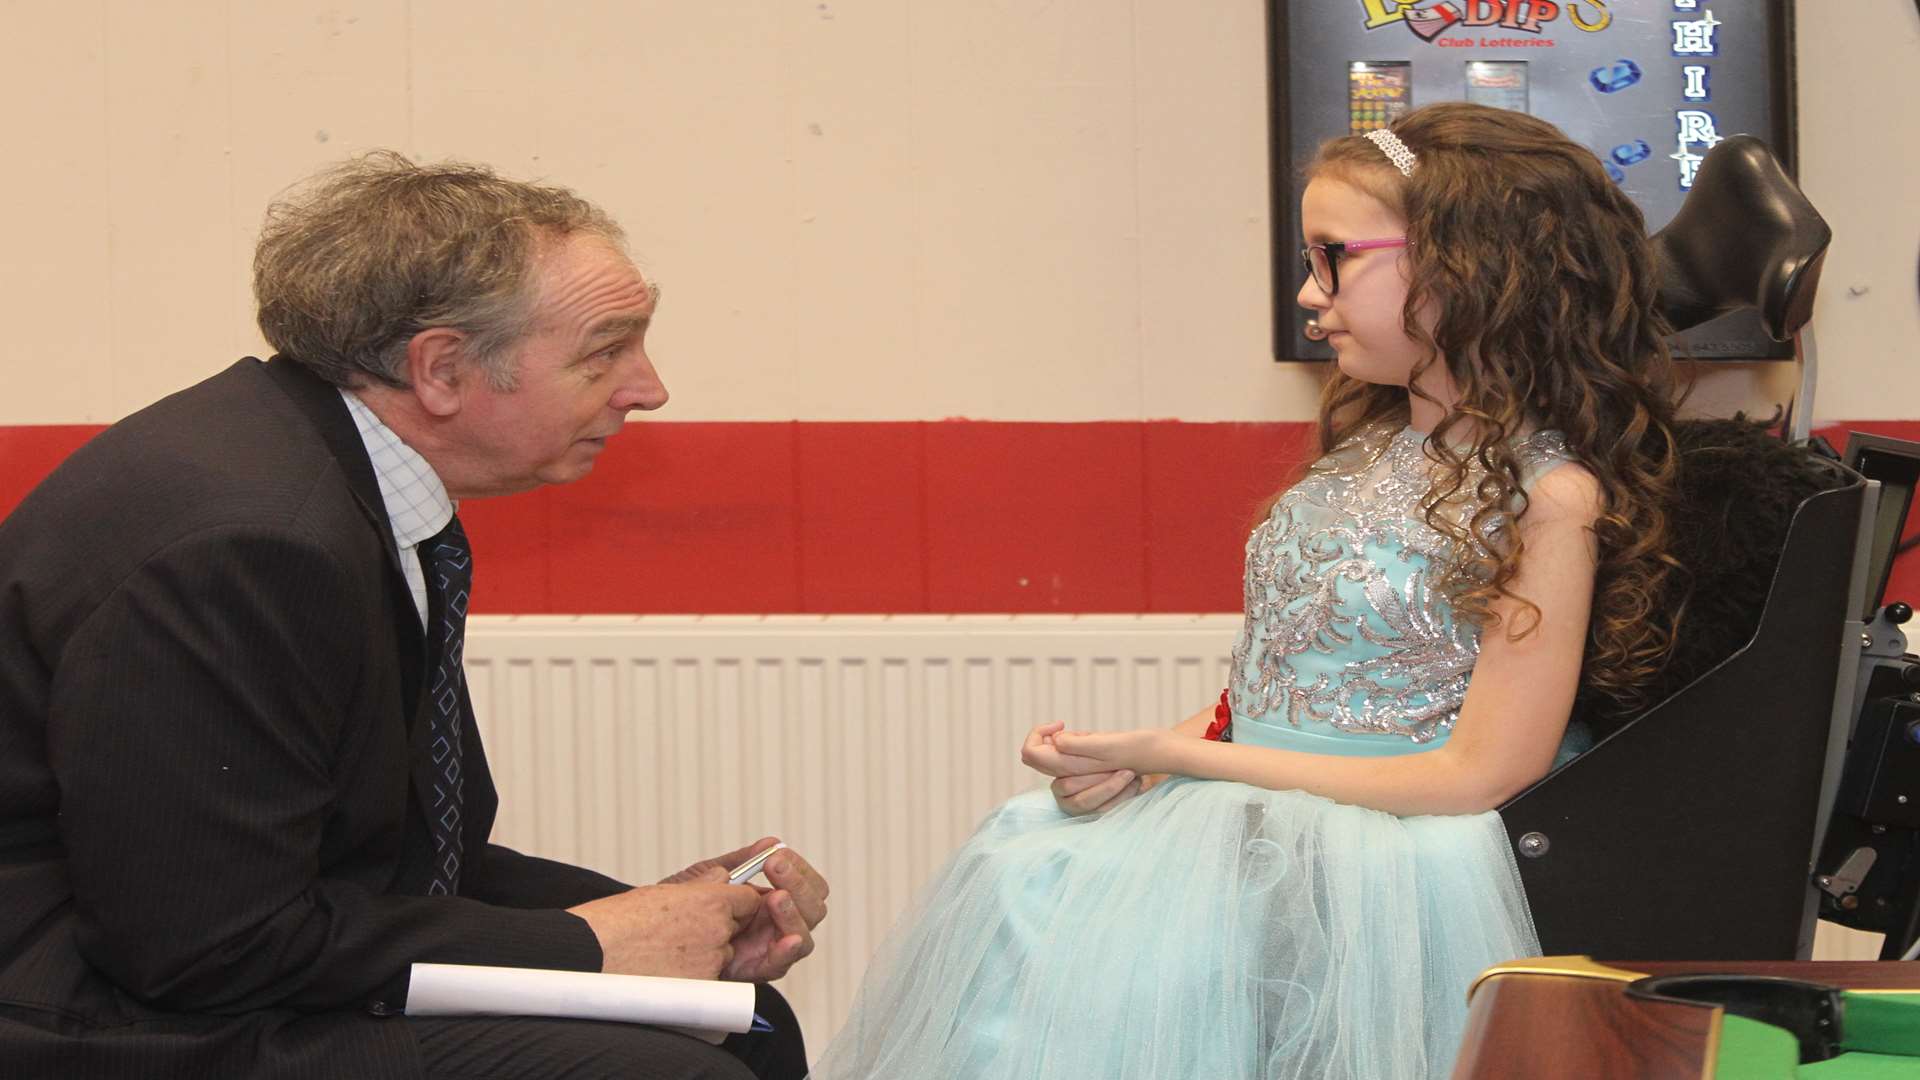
[1266,0,1798,361]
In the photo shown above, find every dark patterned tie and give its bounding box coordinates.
[421,516,472,896]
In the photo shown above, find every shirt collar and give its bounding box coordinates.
[338,389,454,550]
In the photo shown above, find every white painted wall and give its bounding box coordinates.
[0,1,1911,425]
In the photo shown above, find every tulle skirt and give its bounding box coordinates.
[810,777,1537,1080]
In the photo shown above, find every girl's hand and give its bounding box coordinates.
[1049,728,1177,775]
[1050,769,1141,815]
[1020,721,1116,778]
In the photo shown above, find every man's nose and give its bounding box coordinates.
[614,350,669,412]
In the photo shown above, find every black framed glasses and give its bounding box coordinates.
[1299,236,1410,296]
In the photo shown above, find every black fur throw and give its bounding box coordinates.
[1576,414,1852,737]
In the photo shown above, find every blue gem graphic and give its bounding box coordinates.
[1611,140,1652,166]
[1605,163,1626,184]
[1589,59,1643,94]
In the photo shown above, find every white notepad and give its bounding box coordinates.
[406,963,758,1045]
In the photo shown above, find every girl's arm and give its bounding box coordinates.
[1039,704,1214,814]
[1045,463,1604,817]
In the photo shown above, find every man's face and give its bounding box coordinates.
[448,232,667,497]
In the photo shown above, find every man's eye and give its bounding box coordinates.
[578,348,619,379]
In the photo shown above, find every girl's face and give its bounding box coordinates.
[1297,177,1430,391]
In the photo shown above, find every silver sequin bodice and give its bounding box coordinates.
[1228,423,1572,747]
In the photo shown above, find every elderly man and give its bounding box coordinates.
[0,154,825,1079]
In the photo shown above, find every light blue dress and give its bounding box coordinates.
[812,424,1575,1080]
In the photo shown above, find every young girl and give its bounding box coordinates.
[812,103,1684,1080]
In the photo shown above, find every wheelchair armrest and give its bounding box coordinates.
[1499,478,1868,961]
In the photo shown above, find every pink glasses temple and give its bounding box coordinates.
[1334,236,1410,252]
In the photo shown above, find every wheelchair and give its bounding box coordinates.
[1496,133,1920,963]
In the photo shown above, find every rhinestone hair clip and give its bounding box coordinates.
[1364,128,1417,178]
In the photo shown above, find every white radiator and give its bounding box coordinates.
[463,613,1885,1053]
[463,613,1242,1048]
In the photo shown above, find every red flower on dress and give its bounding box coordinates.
[1203,689,1233,742]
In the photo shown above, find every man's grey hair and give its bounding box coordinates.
[253,151,625,390]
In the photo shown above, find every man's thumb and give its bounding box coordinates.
[725,884,765,922]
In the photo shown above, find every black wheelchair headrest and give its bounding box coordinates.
[1649,135,1831,341]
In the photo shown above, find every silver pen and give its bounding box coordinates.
[727,842,789,886]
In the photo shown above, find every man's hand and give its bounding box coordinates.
[566,883,762,979]
[663,838,830,983]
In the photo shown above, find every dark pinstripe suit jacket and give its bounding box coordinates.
[0,357,626,1078]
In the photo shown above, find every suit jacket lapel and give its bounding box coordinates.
[260,356,474,890]
[258,356,428,724]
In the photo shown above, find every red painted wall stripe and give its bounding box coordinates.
[5,421,1918,614]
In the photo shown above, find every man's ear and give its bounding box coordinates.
[404,328,469,418]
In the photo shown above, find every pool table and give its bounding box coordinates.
[1453,957,1920,1078]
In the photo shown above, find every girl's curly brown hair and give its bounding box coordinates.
[1303,102,1685,716]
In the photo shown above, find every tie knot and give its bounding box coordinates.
[427,516,470,562]
[423,515,472,603]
